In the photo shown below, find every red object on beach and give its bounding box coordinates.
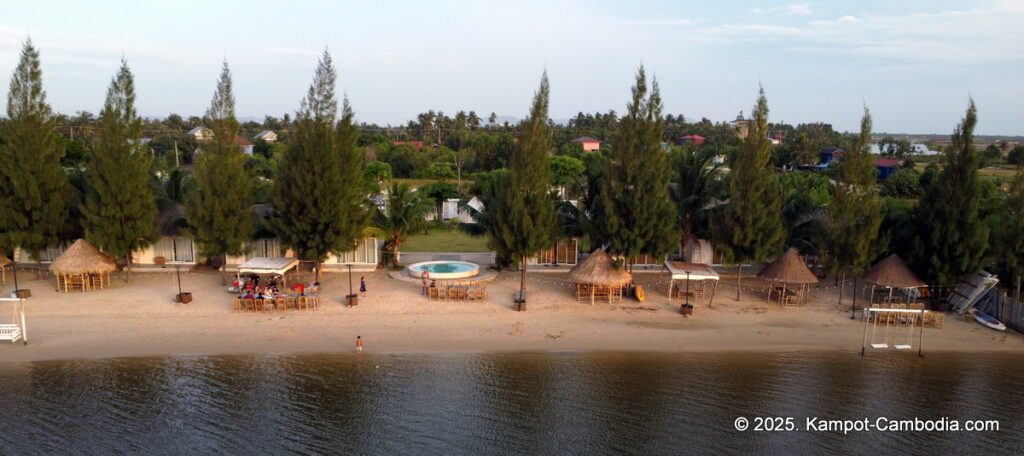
[291,283,305,292]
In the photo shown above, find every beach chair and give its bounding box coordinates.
[243,299,256,312]
[232,298,242,312]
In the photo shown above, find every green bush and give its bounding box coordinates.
[882,169,922,197]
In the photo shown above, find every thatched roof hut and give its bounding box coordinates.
[50,239,117,292]
[863,254,925,289]
[570,250,632,287]
[757,248,819,284]
[757,248,817,305]
[569,250,632,304]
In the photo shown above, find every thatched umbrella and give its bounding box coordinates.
[757,248,818,305]
[863,254,925,303]
[569,250,633,305]
[50,239,117,292]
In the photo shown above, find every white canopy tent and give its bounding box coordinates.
[664,261,720,307]
[236,257,300,287]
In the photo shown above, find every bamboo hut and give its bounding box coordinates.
[863,254,926,304]
[757,248,818,306]
[569,250,633,305]
[50,239,117,292]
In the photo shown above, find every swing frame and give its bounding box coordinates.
[860,306,924,357]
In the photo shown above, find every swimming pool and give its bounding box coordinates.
[407,261,481,279]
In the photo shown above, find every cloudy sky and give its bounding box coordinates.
[1,0,1021,134]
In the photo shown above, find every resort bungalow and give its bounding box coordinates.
[530,238,580,267]
[875,158,901,181]
[253,130,277,142]
[132,204,198,269]
[572,136,601,152]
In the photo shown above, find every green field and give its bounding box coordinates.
[403,229,491,252]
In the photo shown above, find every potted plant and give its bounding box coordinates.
[154,256,167,266]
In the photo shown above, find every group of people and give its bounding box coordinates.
[234,273,321,300]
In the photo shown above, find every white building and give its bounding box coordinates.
[254,130,278,142]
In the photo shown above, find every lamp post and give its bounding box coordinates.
[850,277,858,320]
[685,271,691,307]
[345,264,357,306]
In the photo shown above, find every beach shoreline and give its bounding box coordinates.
[1,270,1021,364]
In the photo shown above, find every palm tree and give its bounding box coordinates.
[671,147,722,240]
[373,183,434,267]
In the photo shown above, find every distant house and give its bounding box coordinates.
[392,140,424,150]
[235,135,254,155]
[678,134,705,145]
[573,136,601,152]
[819,147,845,166]
[874,158,901,181]
[187,126,214,141]
[730,112,751,138]
[253,130,277,142]
[768,134,784,145]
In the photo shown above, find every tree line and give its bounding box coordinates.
[2,38,1022,303]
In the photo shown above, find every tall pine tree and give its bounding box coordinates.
[714,86,785,299]
[828,106,883,307]
[0,38,68,261]
[186,61,252,269]
[83,59,158,280]
[501,72,555,309]
[273,51,367,280]
[334,96,370,258]
[915,100,988,286]
[997,170,1024,295]
[599,66,677,268]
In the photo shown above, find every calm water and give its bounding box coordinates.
[0,352,1022,455]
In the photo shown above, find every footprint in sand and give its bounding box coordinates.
[509,322,524,336]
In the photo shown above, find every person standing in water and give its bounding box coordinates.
[356,336,363,352]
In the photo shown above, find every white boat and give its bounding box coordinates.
[974,311,1006,331]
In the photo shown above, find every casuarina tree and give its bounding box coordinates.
[186,61,252,270]
[499,72,556,310]
[714,86,786,299]
[915,100,988,287]
[0,38,68,262]
[828,106,883,308]
[598,66,678,269]
[82,59,158,281]
[273,50,368,280]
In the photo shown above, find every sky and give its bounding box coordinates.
[1,0,1022,134]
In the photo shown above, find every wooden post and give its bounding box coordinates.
[19,299,27,345]
[860,307,870,356]
[918,308,925,358]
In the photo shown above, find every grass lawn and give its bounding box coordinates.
[403,229,491,252]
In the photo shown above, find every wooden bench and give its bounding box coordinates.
[0,324,23,343]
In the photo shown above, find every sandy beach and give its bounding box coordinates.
[0,268,1021,363]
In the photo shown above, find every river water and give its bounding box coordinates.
[0,352,1021,455]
